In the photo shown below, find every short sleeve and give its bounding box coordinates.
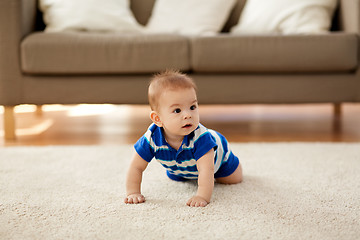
[134,135,154,162]
[193,131,217,160]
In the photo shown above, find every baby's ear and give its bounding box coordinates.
[150,111,163,127]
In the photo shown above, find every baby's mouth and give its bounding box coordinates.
[182,124,192,129]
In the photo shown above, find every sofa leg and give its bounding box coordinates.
[4,106,16,140]
[333,103,342,132]
[333,103,342,120]
[36,105,43,116]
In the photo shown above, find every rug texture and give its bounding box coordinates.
[0,143,359,240]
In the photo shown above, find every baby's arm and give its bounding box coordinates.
[124,152,149,204]
[187,148,215,207]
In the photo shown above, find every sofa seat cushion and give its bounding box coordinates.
[21,32,190,75]
[191,33,358,73]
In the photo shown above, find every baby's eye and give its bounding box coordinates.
[190,105,197,110]
[173,108,181,113]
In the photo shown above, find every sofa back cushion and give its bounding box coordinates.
[222,0,247,32]
[130,0,247,31]
[130,0,156,26]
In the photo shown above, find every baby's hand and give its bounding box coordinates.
[186,196,209,207]
[124,193,145,204]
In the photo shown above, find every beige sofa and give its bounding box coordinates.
[0,0,359,140]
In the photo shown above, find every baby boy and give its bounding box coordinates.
[124,70,243,207]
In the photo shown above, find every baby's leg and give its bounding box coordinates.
[216,163,243,184]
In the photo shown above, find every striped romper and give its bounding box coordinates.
[134,123,240,181]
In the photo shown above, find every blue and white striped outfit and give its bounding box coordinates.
[134,123,239,180]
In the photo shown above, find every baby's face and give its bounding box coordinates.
[157,88,199,138]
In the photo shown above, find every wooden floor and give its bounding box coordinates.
[1,103,360,146]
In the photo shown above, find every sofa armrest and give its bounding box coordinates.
[338,0,360,80]
[338,0,360,34]
[0,0,37,105]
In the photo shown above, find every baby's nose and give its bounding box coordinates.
[183,111,192,119]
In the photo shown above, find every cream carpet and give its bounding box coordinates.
[0,143,359,240]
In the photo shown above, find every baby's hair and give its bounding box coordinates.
[148,69,197,111]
